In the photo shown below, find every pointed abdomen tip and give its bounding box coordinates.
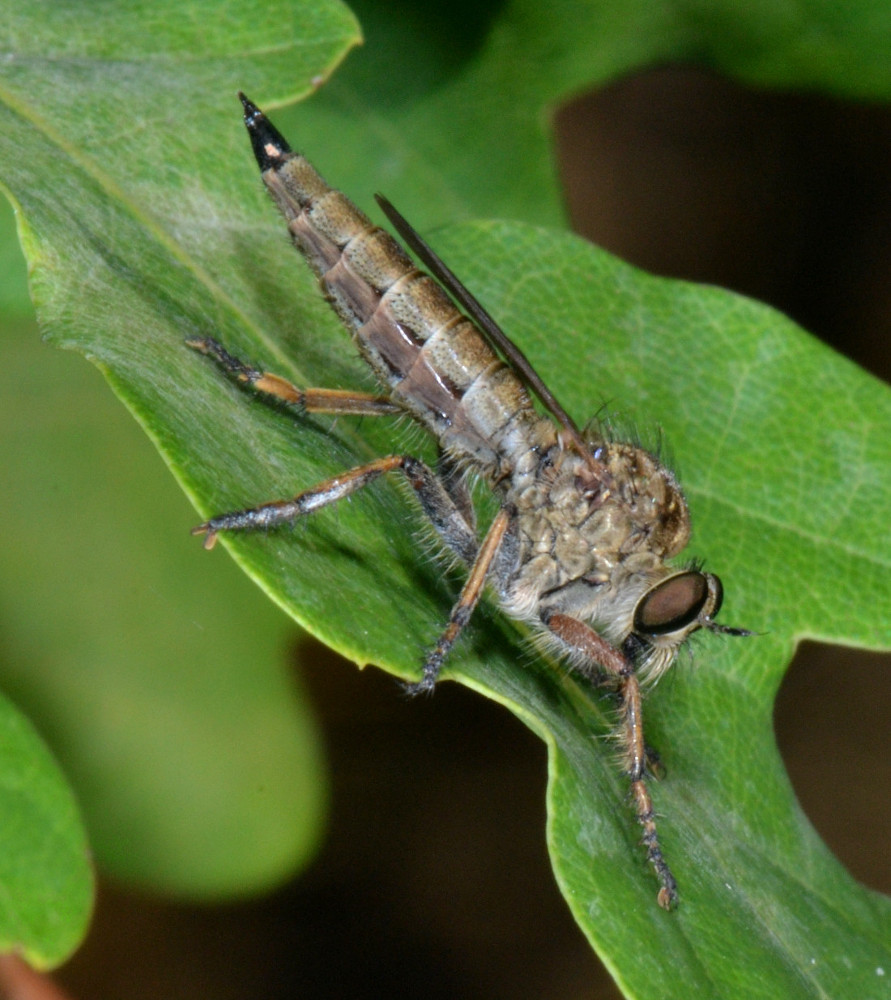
[237,92,292,170]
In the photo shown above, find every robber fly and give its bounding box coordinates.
[189,94,749,909]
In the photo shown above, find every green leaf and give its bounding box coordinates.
[0,695,91,968]
[2,0,890,992]
[440,226,891,997]
[0,204,32,318]
[178,213,891,996]
[0,0,359,930]
[0,312,328,900]
[267,0,891,231]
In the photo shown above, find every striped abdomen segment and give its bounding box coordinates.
[260,151,548,473]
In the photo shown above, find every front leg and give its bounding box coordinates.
[544,612,678,909]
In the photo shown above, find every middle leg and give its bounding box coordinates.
[193,453,479,560]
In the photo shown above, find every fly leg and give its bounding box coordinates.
[189,334,505,697]
[193,454,478,561]
[543,612,678,909]
[193,450,496,691]
[187,337,399,415]
[189,337,478,556]
[406,507,514,695]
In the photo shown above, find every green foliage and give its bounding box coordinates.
[0,0,359,962]
[0,691,90,968]
[0,313,327,905]
[1,0,890,990]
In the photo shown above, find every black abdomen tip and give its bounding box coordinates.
[238,91,292,170]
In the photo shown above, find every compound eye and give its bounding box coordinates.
[634,571,712,636]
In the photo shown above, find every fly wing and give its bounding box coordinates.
[375,194,591,458]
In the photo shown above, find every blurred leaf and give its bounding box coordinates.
[0,0,359,922]
[0,203,32,317]
[270,0,891,231]
[0,313,327,899]
[1,0,890,992]
[0,695,91,968]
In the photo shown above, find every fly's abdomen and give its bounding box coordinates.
[260,150,544,471]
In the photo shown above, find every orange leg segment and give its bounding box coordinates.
[545,612,678,909]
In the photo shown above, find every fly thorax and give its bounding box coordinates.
[593,441,692,558]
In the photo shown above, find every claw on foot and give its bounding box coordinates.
[402,677,436,697]
[657,885,678,910]
[191,523,218,549]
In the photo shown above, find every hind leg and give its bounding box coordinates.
[188,336,398,415]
